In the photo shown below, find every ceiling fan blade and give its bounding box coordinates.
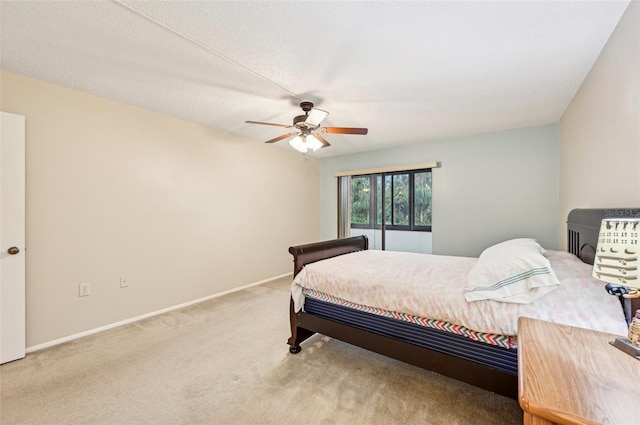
[324,127,368,135]
[245,120,292,128]
[305,108,329,127]
[264,132,298,144]
[315,134,331,148]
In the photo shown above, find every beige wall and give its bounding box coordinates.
[1,71,320,347]
[559,2,640,248]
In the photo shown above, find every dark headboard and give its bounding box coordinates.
[567,208,640,264]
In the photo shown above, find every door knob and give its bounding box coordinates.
[7,247,20,255]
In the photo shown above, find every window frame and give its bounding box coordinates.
[350,168,432,232]
[349,175,374,228]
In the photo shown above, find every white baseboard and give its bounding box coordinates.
[26,272,292,354]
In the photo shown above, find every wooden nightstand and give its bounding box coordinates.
[517,317,640,425]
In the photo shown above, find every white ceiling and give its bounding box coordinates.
[0,1,630,157]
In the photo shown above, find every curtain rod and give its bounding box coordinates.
[334,161,440,177]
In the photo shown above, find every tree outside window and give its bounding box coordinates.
[351,169,432,231]
[350,176,370,225]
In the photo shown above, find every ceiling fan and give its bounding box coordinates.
[245,101,368,153]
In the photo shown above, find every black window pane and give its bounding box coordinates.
[393,174,409,225]
[351,176,370,224]
[414,172,432,226]
[375,175,392,225]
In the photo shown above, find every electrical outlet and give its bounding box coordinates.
[79,283,91,297]
[119,276,128,288]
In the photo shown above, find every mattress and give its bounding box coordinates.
[304,296,518,375]
[303,287,516,349]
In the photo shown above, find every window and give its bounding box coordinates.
[351,169,432,232]
[413,171,432,228]
[350,176,372,226]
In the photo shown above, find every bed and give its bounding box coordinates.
[286,208,639,399]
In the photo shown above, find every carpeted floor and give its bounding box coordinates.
[0,277,522,424]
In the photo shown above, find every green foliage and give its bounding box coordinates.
[352,171,432,227]
[393,174,409,225]
[414,172,432,226]
[351,176,370,224]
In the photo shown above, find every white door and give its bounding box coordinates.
[0,111,26,364]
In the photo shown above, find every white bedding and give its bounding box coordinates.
[292,249,629,337]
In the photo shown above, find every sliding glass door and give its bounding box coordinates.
[339,168,433,253]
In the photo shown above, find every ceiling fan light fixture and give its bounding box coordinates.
[289,135,307,153]
[306,135,323,151]
[289,134,323,153]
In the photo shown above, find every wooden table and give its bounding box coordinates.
[518,317,640,425]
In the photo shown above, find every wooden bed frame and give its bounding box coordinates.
[287,208,639,399]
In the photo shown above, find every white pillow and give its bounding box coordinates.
[464,239,559,304]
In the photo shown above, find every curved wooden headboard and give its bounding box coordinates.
[567,208,640,265]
